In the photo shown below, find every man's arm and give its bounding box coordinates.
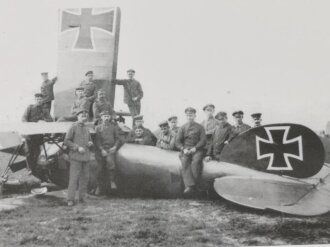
[136,81,144,100]
[195,126,206,150]
[168,134,176,150]
[22,106,31,122]
[64,125,78,151]
[175,126,185,151]
[94,128,102,151]
[43,109,53,122]
[112,79,128,86]
[114,126,122,149]
[51,77,57,85]
[92,102,99,120]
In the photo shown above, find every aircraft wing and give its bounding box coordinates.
[0,132,22,150]
[0,122,95,136]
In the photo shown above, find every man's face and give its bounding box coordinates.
[217,116,228,125]
[78,112,89,122]
[127,71,135,80]
[204,108,215,118]
[254,118,262,125]
[135,119,143,127]
[86,73,93,81]
[169,119,178,128]
[186,113,196,122]
[76,89,84,98]
[97,91,106,99]
[135,128,144,137]
[41,74,48,81]
[101,114,111,122]
[35,96,43,105]
[234,114,243,125]
[160,125,170,135]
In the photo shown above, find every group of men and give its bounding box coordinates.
[21,69,263,206]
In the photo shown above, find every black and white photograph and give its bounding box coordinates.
[0,0,330,246]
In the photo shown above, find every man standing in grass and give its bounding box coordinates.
[64,109,93,206]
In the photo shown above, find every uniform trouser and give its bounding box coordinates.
[179,150,204,188]
[127,101,141,117]
[95,152,116,187]
[67,160,90,202]
[24,135,43,173]
[43,101,52,113]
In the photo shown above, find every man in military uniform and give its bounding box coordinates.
[40,72,57,113]
[175,107,206,194]
[57,87,90,122]
[128,127,155,145]
[127,115,156,146]
[80,71,97,118]
[228,110,251,142]
[205,111,232,161]
[201,104,220,153]
[156,120,176,150]
[22,93,53,174]
[64,109,93,206]
[168,116,180,135]
[95,111,122,195]
[112,69,143,118]
[93,89,115,125]
[251,113,262,127]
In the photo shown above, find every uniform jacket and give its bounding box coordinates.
[64,122,92,162]
[156,131,176,150]
[41,78,56,103]
[127,127,155,146]
[201,117,220,135]
[114,79,143,105]
[207,122,232,158]
[92,99,115,120]
[175,122,206,151]
[71,96,90,116]
[22,104,53,122]
[80,80,97,101]
[228,123,251,142]
[95,122,121,150]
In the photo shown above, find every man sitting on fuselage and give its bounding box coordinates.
[156,120,176,150]
[127,115,156,146]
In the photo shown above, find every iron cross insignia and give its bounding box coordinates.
[61,8,115,50]
[256,126,303,170]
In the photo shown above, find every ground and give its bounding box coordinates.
[1,150,330,247]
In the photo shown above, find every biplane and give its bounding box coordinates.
[0,122,330,216]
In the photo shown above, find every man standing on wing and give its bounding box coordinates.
[175,107,206,194]
[112,69,143,119]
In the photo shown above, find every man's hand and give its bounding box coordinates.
[101,149,108,157]
[183,149,190,155]
[190,147,197,154]
[87,141,93,147]
[224,140,229,145]
[132,97,139,101]
[109,146,117,153]
[204,156,212,162]
[52,76,58,82]
[78,147,86,154]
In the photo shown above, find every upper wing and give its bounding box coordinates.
[0,132,22,150]
[0,122,95,135]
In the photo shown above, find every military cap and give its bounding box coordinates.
[76,109,89,116]
[251,113,262,119]
[85,70,93,76]
[159,120,169,127]
[41,72,48,75]
[168,116,178,122]
[100,110,110,116]
[203,104,215,111]
[215,111,227,119]
[185,107,196,114]
[133,115,144,120]
[232,110,244,117]
[127,69,135,73]
[34,93,44,98]
[75,87,84,91]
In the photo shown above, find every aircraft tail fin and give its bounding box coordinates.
[213,174,330,216]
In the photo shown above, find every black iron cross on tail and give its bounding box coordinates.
[61,8,114,50]
[256,126,303,170]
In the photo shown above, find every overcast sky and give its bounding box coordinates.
[0,0,329,131]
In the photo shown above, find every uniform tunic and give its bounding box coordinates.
[127,127,155,146]
[228,123,251,142]
[113,79,143,116]
[175,122,206,187]
[93,99,115,121]
[22,104,53,122]
[156,131,176,150]
[207,122,232,160]
[80,80,97,101]
[201,117,220,151]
